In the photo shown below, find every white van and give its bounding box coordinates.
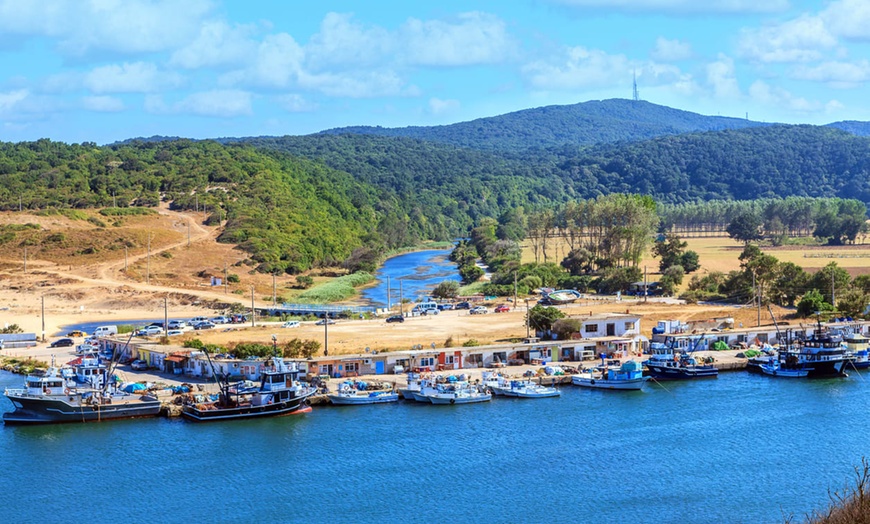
[93,325,118,337]
[412,302,439,315]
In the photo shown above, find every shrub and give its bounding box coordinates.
[297,272,375,303]
[227,274,240,283]
[99,207,157,217]
[462,339,481,347]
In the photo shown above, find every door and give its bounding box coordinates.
[606,323,615,336]
[375,361,384,374]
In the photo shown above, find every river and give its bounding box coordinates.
[0,369,865,523]
[360,248,461,308]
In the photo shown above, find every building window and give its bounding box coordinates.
[445,355,455,365]
[624,322,634,331]
[420,357,435,367]
[345,362,359,372]
[584,324,598,333]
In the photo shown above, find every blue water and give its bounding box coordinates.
[54,318,164,337]
[361,249,461,307]
[1,370,867,523]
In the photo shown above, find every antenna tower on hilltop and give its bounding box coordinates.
[633,70,640,102]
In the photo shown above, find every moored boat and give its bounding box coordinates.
[489,376,560,398]
[3,366,160,425]
[425,382,492,404]
[328,383,398,405]
[644,338,718,380]
[844,333,870,370]
[759,356,810,378]
[181,356,316,422]
[572,360,648,391]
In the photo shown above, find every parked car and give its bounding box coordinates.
[494,304,511,313]
[190,316,209,324]
[437,303,455,311]
[282,321,301,328]
[167,320,188,330]
[385,315,405,323]
[454,302,471,310]
[470,306,489,315]
[230,315,248,324]
[315,318,336,326]
[49,338,75,348]
[193,321,215,330]
[166,329,185,336]
[212,316,230,324]
[136,325,164,336]
[131,359,148,371]
[421,308,439,315]
[65,330,87,337]
[75,343,99,355]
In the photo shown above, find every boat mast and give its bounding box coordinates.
[102,330,136,395]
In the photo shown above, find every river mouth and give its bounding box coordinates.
[360,249,461,308]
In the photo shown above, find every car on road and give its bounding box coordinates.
[470,306,489,315]
[136,325,164,336]
[49,338,75,348]
[211,316,230,324]
[166,329,185,336]
[385,315,405,323]
[131,359,148,371]
[190,316,209,324]
[421,308,439,315]
[454,302,471,310]
[281,321,301,328]
[437,303,454,311]
[167,320,188,330]
[315,318,336,326]
[193,321,215,330]
[494,305,511,313]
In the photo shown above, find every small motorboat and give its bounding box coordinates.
[572,360,648,391]
[489,377,560,398]
[424,383,491,405]
[328,383,398,405]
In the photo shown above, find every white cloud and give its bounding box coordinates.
[790,60,870,88]
[84,62,183,94]
[0,0,213,55]
[0,89,29,112]
[81,95,124,112]
[544,0,790,14]
[651,37,693,62]
[706,54,741,98]
[146,90,253,117]
[748,80,820,112]
[522,47,632,90]
[276,94,317,112]
[170,20,259,69]
[304,71,415,99]
[428,98,460,115]
[738,15,838,63]
[221,33,306,89]
[401,12,515,66]
[821,0,870,41]
[306,13,393,70]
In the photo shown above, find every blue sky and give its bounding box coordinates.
[1,0,869,143]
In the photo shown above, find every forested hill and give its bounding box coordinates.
[828,121,870,137]
[318,98,768,151]
[550,125,870,203]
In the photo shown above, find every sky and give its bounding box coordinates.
[1,0,870,144]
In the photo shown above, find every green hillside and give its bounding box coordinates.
[319,98,767,151]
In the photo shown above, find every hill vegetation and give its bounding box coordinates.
[319,98,766,151]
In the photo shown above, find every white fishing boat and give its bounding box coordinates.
[425,382,491,404]
[491,379,560,398]
[328,383,398,405]
[572,360,648,391]
[759,356,811,378]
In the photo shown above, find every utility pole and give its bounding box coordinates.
[525,299,530,338]
[164,295,168,334]
[513,272,518,310]
[41,295,45,342]
[250,286,255,327]
[831,268,836,309]
[643,265,648,303]
[224,262,228,294]
[23,247,26,274]
[753,271,760,327]
[124,246,128,272]
[323,312,329,357]
[399,279,404,316]
[272,273,277,307]
[187,222,191,247]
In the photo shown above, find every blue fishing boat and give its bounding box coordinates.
[572,359,648,391]
[328,383,398,405]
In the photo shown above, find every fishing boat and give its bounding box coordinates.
[3,365,161,424]
[424,382,492,404]
[844,333,870,369]
[759,356,810,378]
[780,323,850,378]
[328,383,398,405]
[644,337,718,380]
[539,289,582,305]
[572,360,648,391]
[398,372,424,400]
[490,379,560,398]
[181,356,316,422]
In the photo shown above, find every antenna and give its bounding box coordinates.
[632,70,639,102]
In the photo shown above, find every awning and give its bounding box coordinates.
[165,356,185,363]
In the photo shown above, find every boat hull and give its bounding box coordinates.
[328,392,398,405]
[645,364,719,380]
[571,375,647,391]
[3,394,161,425]
[181,391,314,422]
[427,394,492,404]
[760,366,809,378]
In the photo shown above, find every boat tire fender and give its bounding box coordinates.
[773,370,777,376]
[590,380,595,385]
[450,398,455,405]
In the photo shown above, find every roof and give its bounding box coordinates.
[165,356,185,363]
